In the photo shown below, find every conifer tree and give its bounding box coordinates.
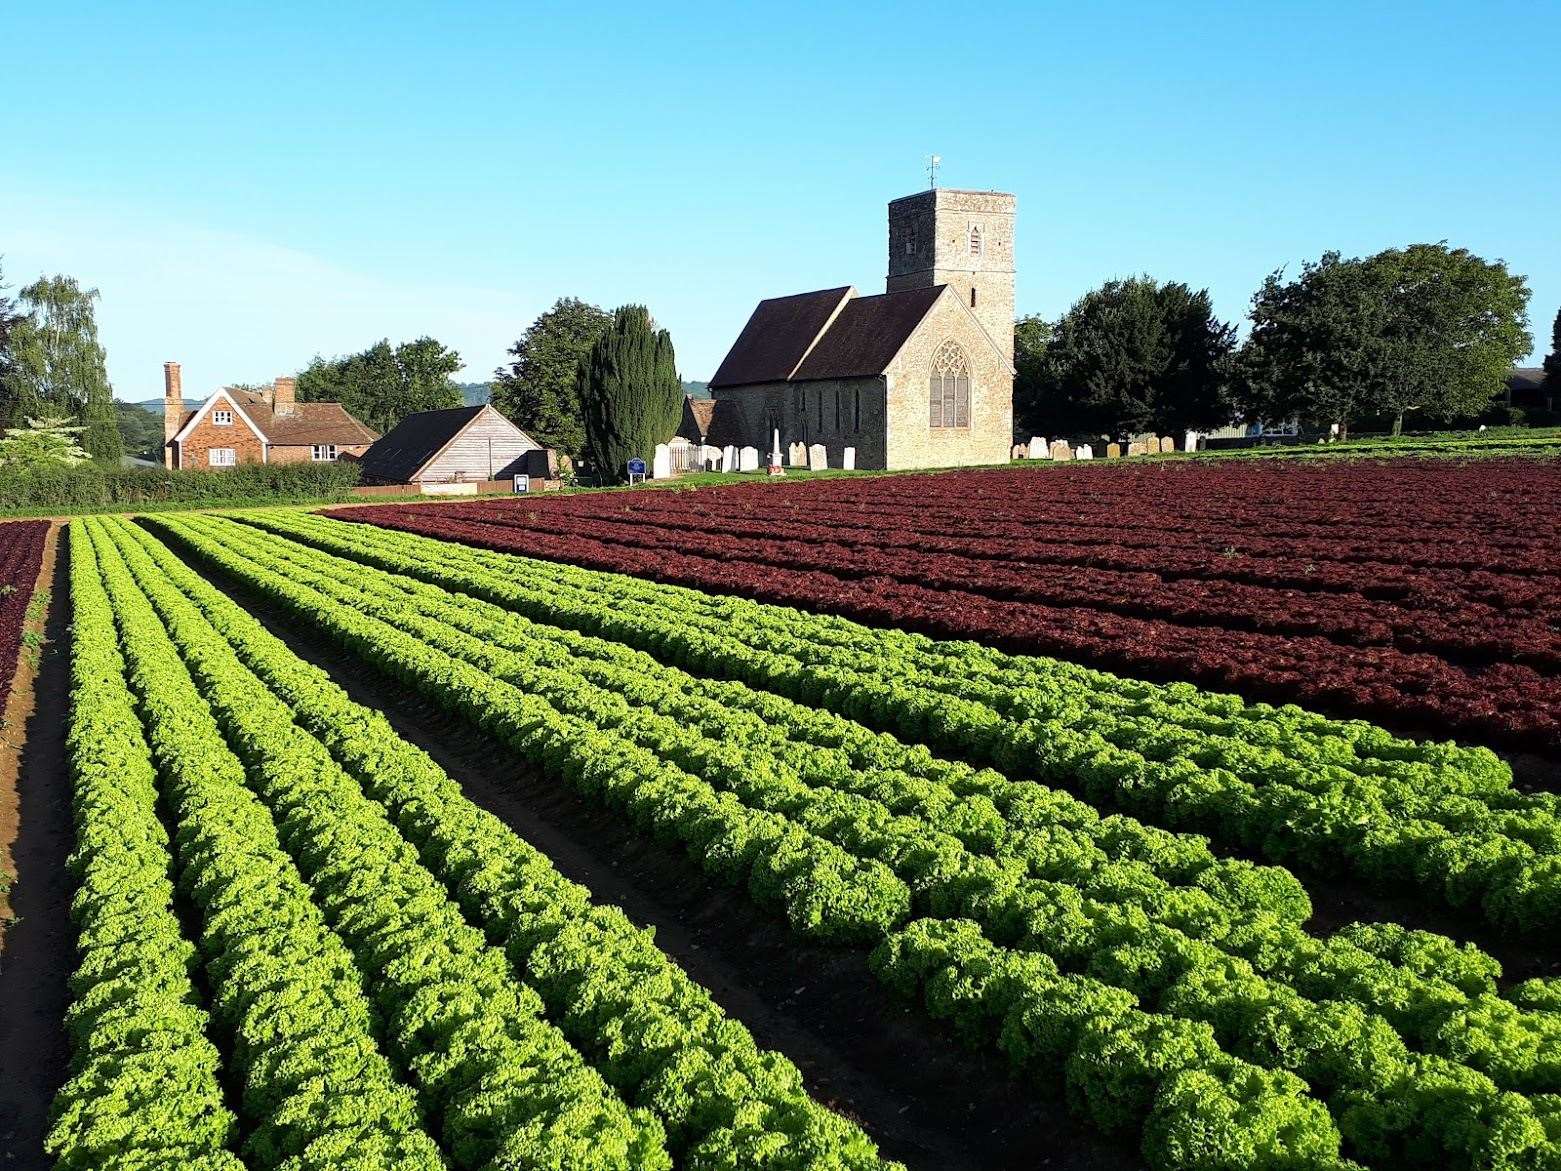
[577,305,683,482]
[0,275,122,463]
[1543,307,1561,398]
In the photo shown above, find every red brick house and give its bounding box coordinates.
[162,361,378,470]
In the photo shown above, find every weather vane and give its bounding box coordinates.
[927,154,941,189]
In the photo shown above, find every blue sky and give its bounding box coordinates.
[4,1,1556,400]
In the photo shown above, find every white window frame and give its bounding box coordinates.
[208,447,236,467]
[311,444,339,462]
[213,409,234,426]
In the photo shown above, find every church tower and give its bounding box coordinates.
[887,188,1016,364]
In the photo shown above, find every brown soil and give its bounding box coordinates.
[218,558,1138,1171]
[0,525,74,1169]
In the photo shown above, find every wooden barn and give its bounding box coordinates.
[355,404,541,485]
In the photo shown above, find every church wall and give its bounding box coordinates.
[712,379,889,469]
[884,292,1013,471]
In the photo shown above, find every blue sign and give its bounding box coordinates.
[627,457,646,475]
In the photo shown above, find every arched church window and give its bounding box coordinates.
[928,339,971,429]
[968,224,983,257]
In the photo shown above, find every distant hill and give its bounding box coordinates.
[683,381,710,399]
[457,382,489,406]
[123,397,193,414]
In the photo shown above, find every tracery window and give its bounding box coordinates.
[928,339,971,429]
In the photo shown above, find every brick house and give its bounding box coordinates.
[162,362,378,470]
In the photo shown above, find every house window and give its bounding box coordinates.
[208,447,236,467]
[311,444,338,462]
[928,339,971,429]
[213,409,234,426]
[968,224,983,257]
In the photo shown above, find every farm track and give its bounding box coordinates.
[198,541,1139,1171]
[0,529,74,1171]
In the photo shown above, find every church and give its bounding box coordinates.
[707,188,1015,471]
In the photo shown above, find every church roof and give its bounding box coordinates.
[791,287,946,381]
[708,286,852,388]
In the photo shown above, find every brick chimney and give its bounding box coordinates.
[273,375,298,417]
[163,362,183,469]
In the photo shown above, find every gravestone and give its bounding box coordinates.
[789,442,807,467]
[723,444,737,470]
[842,446,855,471]
[1012,443,1026,461]
[1028,436,1048,460]
[1184,431,1199,453]
[1126,441,1143,456]
[808,443,828,471]
[738,446,759,472]
[1160,436,1175,454]
[1050,440,1072,461]
[700,444,722,471]
[651,443,671,479]
[1106,443,1121,459]
[1077,444,1093,460]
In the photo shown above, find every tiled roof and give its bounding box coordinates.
[227,390,379,446]
[708,287,852,388]
[791,287,945,381]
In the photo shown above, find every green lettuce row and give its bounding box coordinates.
[247,511,1559,938]
[111,516,904,1171]
[259,509,1498,777]
[79,521,445,1171]
[93,520,671,1171]
[872,919,1561,1171]
[139,527,1352,1171]
[147,518,908,947]
[175,514,1561,1108]
[46,526,246,1171]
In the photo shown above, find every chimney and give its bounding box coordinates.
[163,362,183,469]
[273,375,298,417]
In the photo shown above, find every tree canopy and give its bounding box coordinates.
[0,275,122,463]
[577,305,683,484]
[296,336,463,434]
[1543,307,1561,396]
[1020,276,1234,439]
[0,416,91,470]
[0,260,23,383]
[491,297,611,455]
[1236,244,1531,434]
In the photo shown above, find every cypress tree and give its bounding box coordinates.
[578,304,683,483]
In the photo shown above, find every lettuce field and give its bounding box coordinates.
[6,458,1560,1171]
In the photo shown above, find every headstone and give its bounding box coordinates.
[1012,443,1026,461]
[1027,436,1048,460]
[771,429,783,465]
[1076,444,1093,460]
[1184,431,1199,453]
[651,443,671,479]
[1160,436,1175,454]
[1126,441,1143,456]
[723,444,737,470]
[1050,440,1072,461]
[842,446,855,471]
[739,445,759,472]
[1106,442,1121,459]
[700,444,722,471]
[789,442,807,467]
[808,443,827,471]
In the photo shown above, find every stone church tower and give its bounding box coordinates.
[886,188,1016,364]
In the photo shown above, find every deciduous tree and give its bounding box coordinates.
[1025,277,1234,439]
[1237,244,1531,434]
[491,297,611,455]
[0,416,91,469]
[577,305,682,483]
[0,274,121,463]
[297,336,463,434]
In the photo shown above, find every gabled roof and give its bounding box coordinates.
[791,286,946,381]
[170,388,379,448]
[709,286,853,388]
[677,396,748,447]
[357,404,535,483]
[1507,367,1546,392]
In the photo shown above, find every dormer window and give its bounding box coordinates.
[214,409,234,426]
[968,224,983,257]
